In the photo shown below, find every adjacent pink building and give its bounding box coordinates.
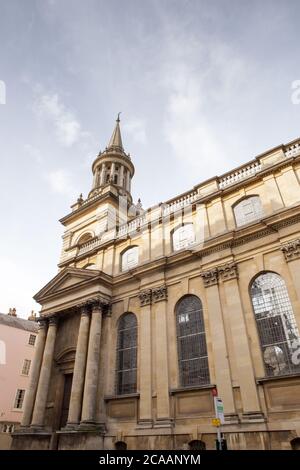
[0,310,38,449]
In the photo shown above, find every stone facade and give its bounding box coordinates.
[12,122,300,450]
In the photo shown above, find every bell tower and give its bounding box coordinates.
[89,114,135,205]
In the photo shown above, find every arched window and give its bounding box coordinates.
[176,295,210,387]
[121,246,139,272]
[188,440,206,450]
[291,437,300,450]
[250,272,300,377]
[115,441,127,450]
[233,196,263,227]
[77,233,93,246]
[172,224,195,251]
[116,313,137,395]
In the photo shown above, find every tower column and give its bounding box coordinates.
[110,162,116,181]
[31,317,58,428]
[126,171,130,192]
[119,165,124,187]
[80,302,103,426]
[100,164,106,185]
[66,306,91,427]
[21,320,48,427]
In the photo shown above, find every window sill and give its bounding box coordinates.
[170,384,216,395]
[256,373,300,384]
[104,393,140,401]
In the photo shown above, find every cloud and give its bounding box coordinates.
[45,169,75,196]
[123,118,147,145]
[24,144,43,163]
[34,93,83,147]
[161,30,252,176]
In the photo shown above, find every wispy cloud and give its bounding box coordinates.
[123,118,147,145]
[45,169,75,196]
[34,93,84,147]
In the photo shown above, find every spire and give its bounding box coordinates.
[108,113,123,150]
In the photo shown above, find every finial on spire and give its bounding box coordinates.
[108,114,123,150]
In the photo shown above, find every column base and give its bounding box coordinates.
[224,413,240,424]
[79,421,106,432]
[153,418,174,429]
[136,419,153,429]
[240,412,265,423]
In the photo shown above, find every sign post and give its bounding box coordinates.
[212,388,225,450]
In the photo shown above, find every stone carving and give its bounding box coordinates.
[218,262,238,281]
[49,316,58,326]
[281,239,300,262]
[152,285,168,303]
[200,268,218,287]
[139,289,152,306]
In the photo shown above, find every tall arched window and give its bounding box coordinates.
[116,313,137,395]
[77,233,93,246]
[250,272,300,377]
[121,246,139,271]
[233,196,263,227]
[176,295,210,387]
[172,224,195,251]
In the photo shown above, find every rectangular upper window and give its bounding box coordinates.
[22,359,31,376]
[28,334,36,346]
[14,389,25,409]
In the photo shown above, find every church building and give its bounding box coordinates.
[12,118,300,450]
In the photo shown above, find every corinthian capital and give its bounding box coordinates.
[200,268,218,287]
[281,239,300,262]
[138,289,152,306]
[218,262,238,281]
[152,285,168,303]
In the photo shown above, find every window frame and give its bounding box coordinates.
[171,223,196,252]
[233,195,263,227]
[175,295,210,388]
[115,313,138,395]
[21,359,31,376]
[120,246,139,272]
[13,389,25,409]
[28,334,36,346]
[250,271,300,378]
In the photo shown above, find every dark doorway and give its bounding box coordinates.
[188,440,206,450]
[115,441,127,450]
[60,373,73,429]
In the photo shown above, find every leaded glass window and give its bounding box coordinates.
[176,295,210,387]
[234,196,263,227]
[250,272,300,377]
[116,313,137,395]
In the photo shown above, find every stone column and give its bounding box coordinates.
[126,171,130,192]
[152,285,171,425]
[138,289,152,426]
[100,164,106,185]
[66,306,91,427]
[219,263,262,419]
[201,269,237,419]
[119,165,124,188]
[281,239,300,331]
[31,317,58,428]
[80,302,103,426]
[110,162,115,181]
[21,319,48,427]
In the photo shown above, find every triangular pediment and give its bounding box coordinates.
[34,267,101,302]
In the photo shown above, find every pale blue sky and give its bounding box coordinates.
[0,0,300,317]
